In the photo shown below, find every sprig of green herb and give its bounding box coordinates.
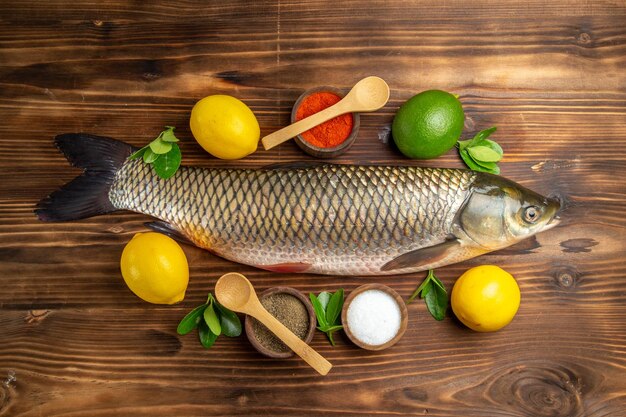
[309,290,344,346]
[177,293,242,348]
[457,127,503,175]
[407,270,448,321]
[129,126,182,179]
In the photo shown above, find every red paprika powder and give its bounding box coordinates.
[295,92,354,148]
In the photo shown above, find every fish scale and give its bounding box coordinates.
[108,160,475,275]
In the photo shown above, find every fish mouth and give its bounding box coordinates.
[542,197,562,230]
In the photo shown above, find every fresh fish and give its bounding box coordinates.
[36,134,561,276]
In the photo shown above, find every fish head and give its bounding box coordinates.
[458,174,561,250]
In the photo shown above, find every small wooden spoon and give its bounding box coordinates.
[214,272,332,376]
[261,76,390,151]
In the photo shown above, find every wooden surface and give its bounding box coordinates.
[1,1,625,415]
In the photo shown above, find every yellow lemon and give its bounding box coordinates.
[451,265,520,332]
[189,95,260,159]
[120,232,189,304]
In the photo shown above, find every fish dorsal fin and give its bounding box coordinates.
[262,161,329,170]
[380,239,460,272]
[144,221,194,246]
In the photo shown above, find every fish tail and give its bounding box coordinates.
[35,133,136,222]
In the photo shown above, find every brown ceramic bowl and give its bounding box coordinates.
[244,286,316,358]
[290,86,360,159]
[341,284,408,351]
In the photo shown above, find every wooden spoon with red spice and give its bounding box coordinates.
[261,76,390,151]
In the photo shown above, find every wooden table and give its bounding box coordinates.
[1,1,625,416]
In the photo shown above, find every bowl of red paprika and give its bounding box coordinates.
[291,86,360,158]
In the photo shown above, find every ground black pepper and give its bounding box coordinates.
[251,292,309,353]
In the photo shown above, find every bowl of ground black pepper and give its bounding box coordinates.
[245,286,316,358]
[291,86,360,159]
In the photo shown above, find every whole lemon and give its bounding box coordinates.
[392,90,464,159]
[451,265,520,332]
[189,95,260,159]
[120,232,189,304]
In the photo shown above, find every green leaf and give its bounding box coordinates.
[407,270,434,303]
[431,274,446,292]
[214,301,242,337]
[327,331,337,346]
[473,159,500,173]
[203,302,222,336]
[142,148,158,164]
[469,126,497,147]
[479,139,504,157]
[325,289,344,326]
[176,304,207,335]
[160,127,180,143]
[198,321,218,348]
[420,280,432,298]
[129,146,147,160]
[317,291,331,311]
[318,324,344,333]
[152,143,181,179]
[460,148,494,173]
[149,137,172,155]
[309,293,328,328]
[468,146,502,162]
[457,139,471,152]
[424,282,448,321]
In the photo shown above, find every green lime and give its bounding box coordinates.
[392,90,464,159]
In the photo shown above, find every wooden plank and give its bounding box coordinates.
[0,0,625,415]
[1,307,625,416]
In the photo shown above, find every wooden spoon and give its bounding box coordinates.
[214,272,333,376]
[261,76,390,150]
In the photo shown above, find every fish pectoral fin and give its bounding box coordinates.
[380,239,461,272]
[144,221,194,246]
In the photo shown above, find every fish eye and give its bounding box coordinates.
[523,206,540,223]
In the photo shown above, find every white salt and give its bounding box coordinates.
[346,289,401,346]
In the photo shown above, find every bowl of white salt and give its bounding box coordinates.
[341,284,408,351]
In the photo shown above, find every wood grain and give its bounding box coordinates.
[1,0,625,416]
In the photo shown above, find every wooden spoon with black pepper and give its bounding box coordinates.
[215,272,333,376]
